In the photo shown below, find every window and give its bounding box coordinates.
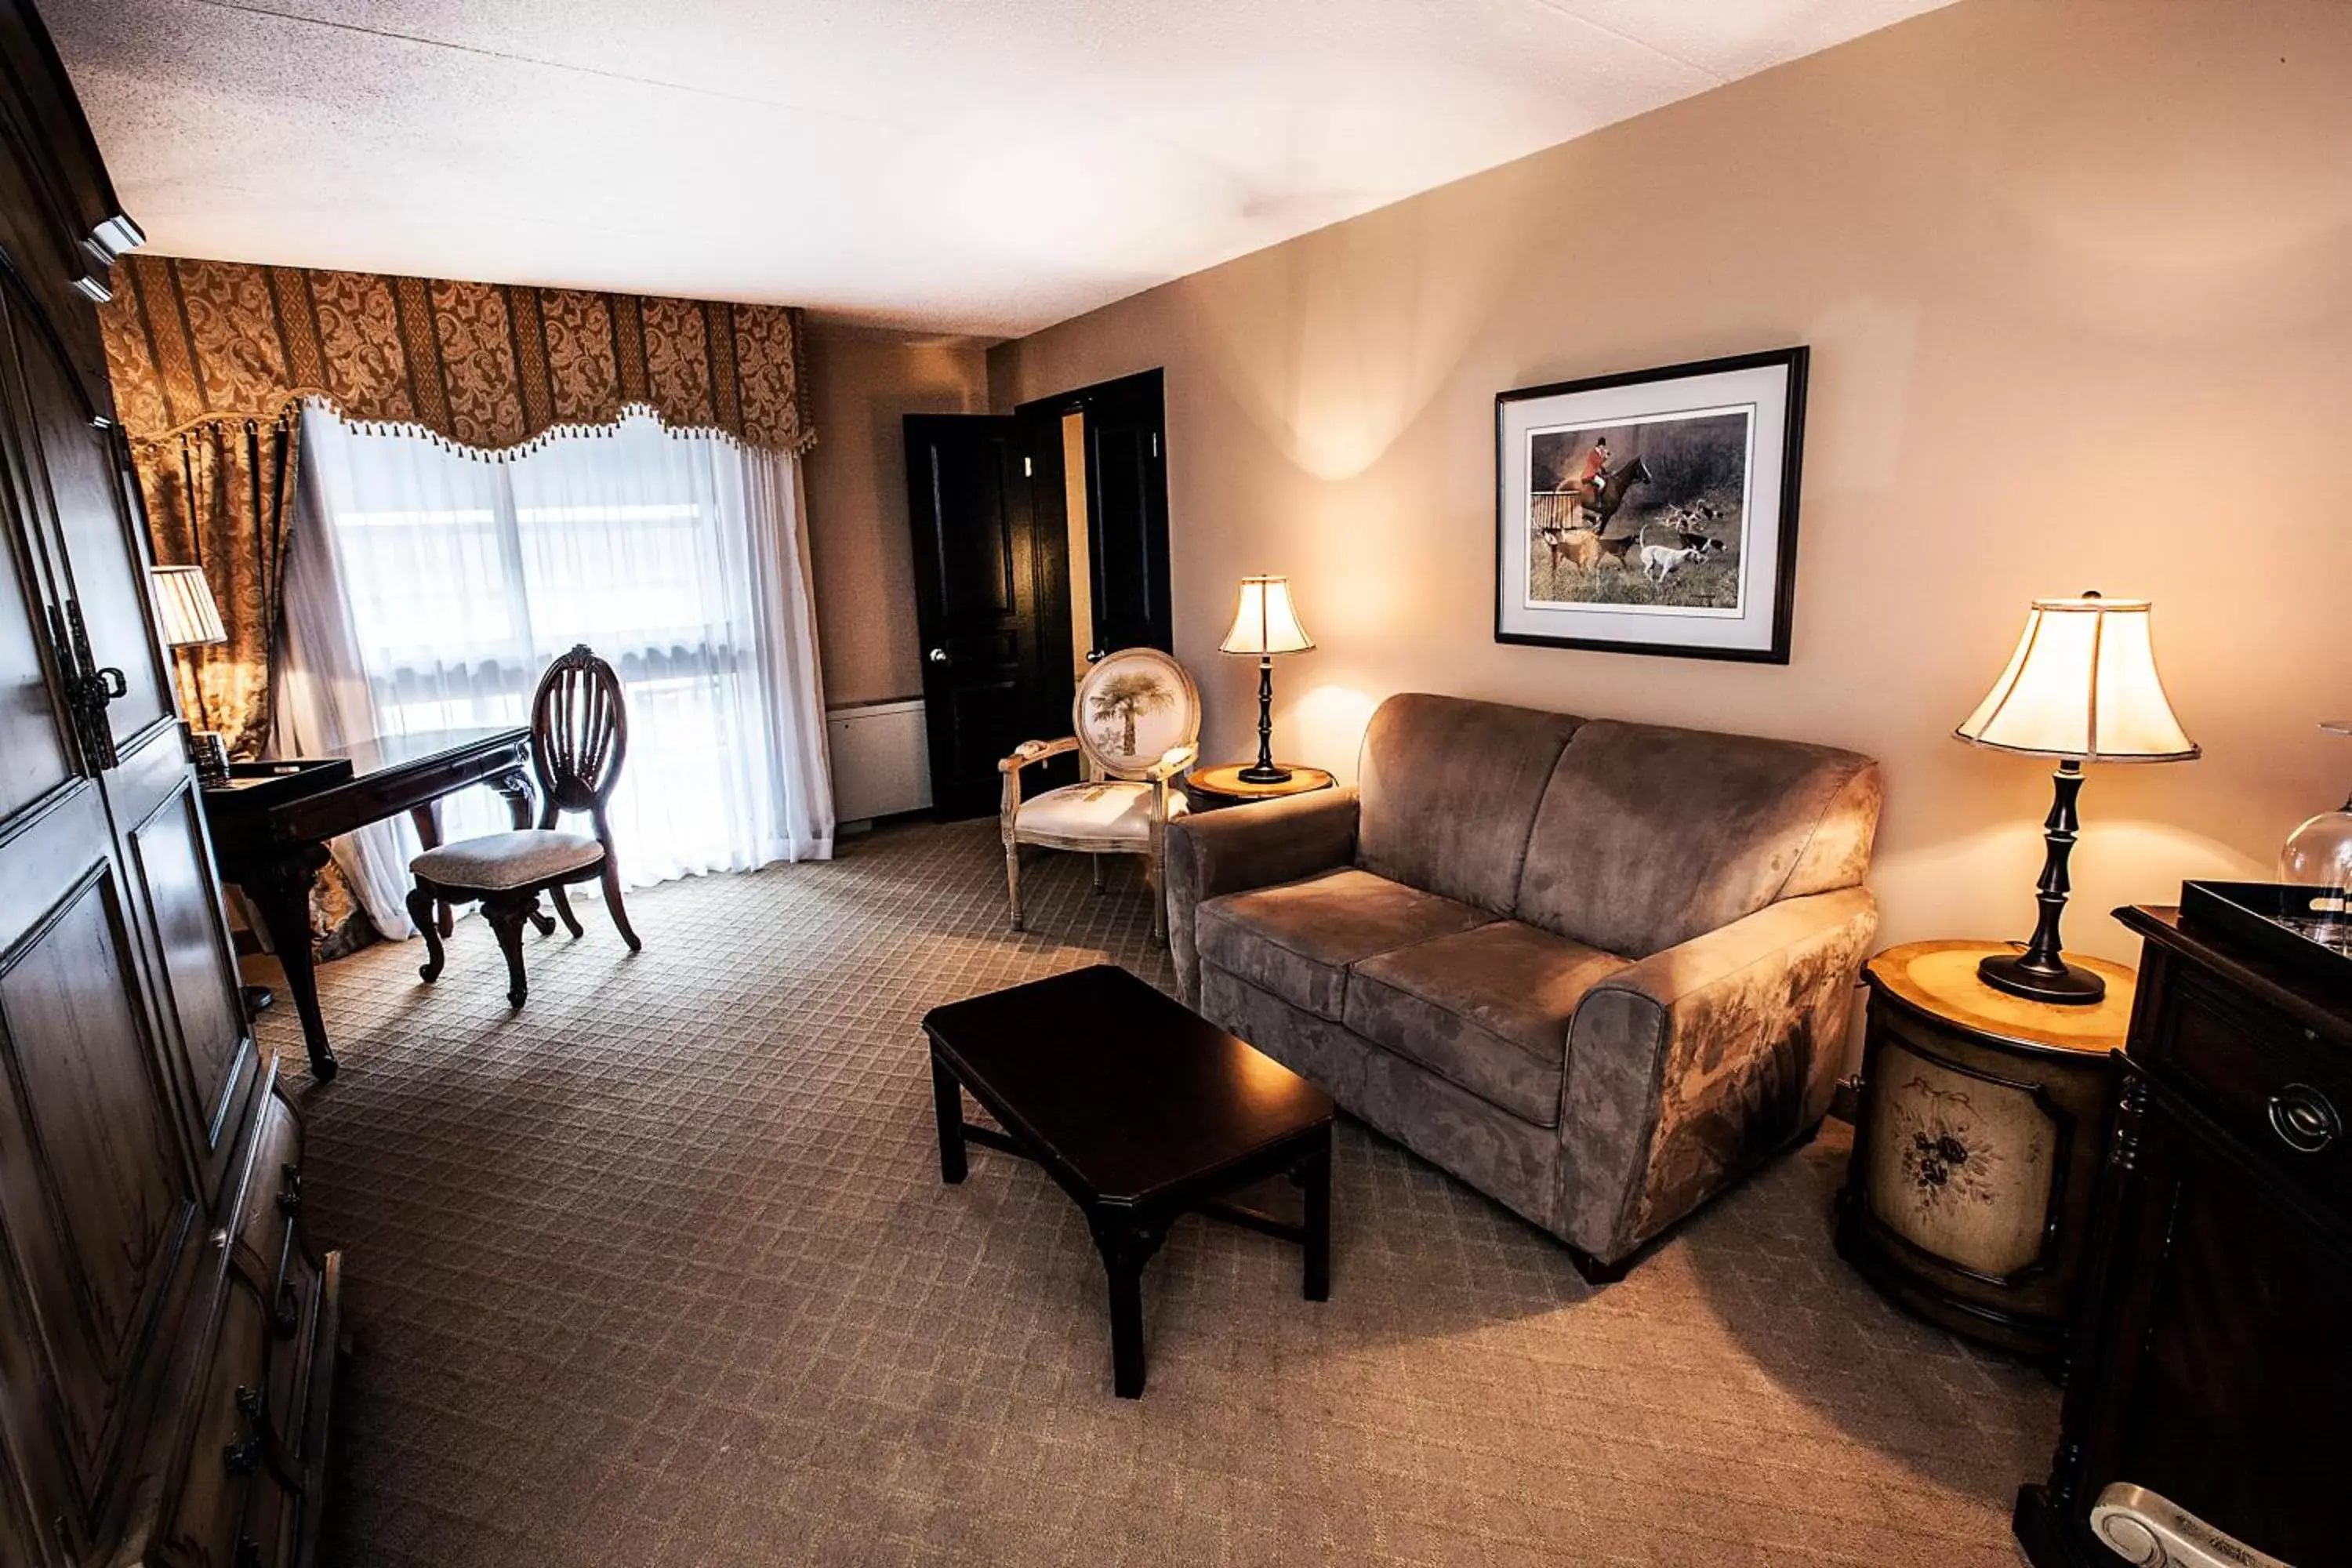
[286,405,829,935]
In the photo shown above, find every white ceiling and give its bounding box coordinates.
[48,0,1951,339]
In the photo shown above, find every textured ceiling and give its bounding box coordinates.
[48,0,1952,337]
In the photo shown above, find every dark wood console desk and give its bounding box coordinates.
[2016,906,2350,1568]
[203,727,533,1080]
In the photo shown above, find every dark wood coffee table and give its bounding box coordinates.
[924,964,1334,1398]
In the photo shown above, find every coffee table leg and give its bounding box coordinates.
[1298,1138,1331,1302]
[1091,1215,1166,1399]
[931,1053,967,1185]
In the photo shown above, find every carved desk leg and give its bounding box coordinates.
[408,802,454,935]
[247,843,338,1081]
[492,765,536,829]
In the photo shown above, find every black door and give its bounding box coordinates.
[902,415,1069,821]
[1019,370,1171,662]
[1076,369,1171,657]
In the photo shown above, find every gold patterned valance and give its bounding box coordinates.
[96,253,814,455]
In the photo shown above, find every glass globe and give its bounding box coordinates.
[2281,798,2352,899]
[2281,721,2352,936]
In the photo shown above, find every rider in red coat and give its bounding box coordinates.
[1570,436,1610,501]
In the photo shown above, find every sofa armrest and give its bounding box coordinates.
[1558,886,1878,1265]
[1162,787,1359,1004]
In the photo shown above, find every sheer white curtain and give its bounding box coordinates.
[278,403,831,938]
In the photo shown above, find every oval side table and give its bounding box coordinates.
[1834,938,2136,1363]
[1182,763,1334,811]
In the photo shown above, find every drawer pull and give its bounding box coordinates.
[2267,1084,2340,1154]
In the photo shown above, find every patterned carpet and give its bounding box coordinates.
[260,818,2054,1567]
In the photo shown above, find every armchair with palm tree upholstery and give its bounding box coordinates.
[1000,648,1200,942]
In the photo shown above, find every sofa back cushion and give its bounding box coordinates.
[1515,719,1881,957]
[1357,694,1585,914]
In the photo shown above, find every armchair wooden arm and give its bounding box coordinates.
[999,736,1080,775]
[1145,743,1200,784]
[1001,736,1079,830]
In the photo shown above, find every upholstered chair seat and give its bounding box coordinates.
[411,829,604,891]
[1014,780,1190,844]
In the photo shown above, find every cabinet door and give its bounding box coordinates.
[2071,1080,2352,1567]
[0,270,254,1203]
[0,186,216,1568]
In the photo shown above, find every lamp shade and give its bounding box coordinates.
[1218,575,1313,655]
[1955,593,2198,762]
[149,564,227,648]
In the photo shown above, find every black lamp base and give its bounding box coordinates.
[1977,951,2107,1006]
[1982,757,2105,1007]
[1240,655,1292,787]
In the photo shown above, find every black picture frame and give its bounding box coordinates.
[1494,346,1808,663]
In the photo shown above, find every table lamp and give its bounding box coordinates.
[1955,591,2198,1004]
[1218,575,1314,784]
[150,564,230,782]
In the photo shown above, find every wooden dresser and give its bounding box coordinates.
[2016,906,2350,1568]
[0,5,342,1563]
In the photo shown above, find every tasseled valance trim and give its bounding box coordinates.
[134,397,782,465]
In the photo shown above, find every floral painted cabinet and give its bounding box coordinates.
[1834,939,2137,1361]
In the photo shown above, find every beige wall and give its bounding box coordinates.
[801,324,992,706]
[990,0,2352,964]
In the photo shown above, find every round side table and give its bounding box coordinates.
[1182,763,1334,810]
[1834,939,2136,1362]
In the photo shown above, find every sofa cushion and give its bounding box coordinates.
[1196,868,1494,1022]
[1345,921,1629,1127]
[1356,694,1584,915]
[1515,719,1882,958]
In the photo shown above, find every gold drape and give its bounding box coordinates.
[146,414,297,758]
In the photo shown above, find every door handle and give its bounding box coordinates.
[49,599,123,771]
[927,648,948,665]
[1085,648,1105,663]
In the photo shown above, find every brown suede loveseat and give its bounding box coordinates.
[1163,693,1882,1281]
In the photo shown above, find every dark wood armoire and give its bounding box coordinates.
[0,5,342,1564]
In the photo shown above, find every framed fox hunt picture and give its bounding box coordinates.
[1494,347,1807,663]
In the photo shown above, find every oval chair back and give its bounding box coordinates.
[1070,647,1200,782]
[532,644,628,840]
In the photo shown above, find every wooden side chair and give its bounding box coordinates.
[408,644,644,1007]
[1000,647,1200,942]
